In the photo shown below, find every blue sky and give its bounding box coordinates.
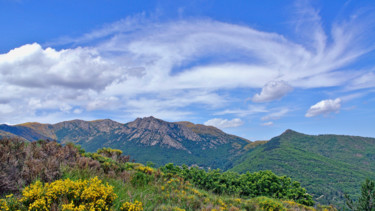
[0,0,375,140]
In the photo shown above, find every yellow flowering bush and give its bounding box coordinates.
[0,199,9,211]
[120,200,143,211]
[135,165,155,175]
[251,196,287,211]
[20,177,117,210]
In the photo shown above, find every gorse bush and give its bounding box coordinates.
[160,163,314,206]
[20,177,117,210]
[120,200,143,211]
[84,147,130,174]
[0,177,117,210]
[250,196,287,211]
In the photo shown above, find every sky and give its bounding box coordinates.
[0,0,375,141]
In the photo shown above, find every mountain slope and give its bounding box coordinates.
[230,129,375,206]
[0,117,250,169]
[0,124,51,141]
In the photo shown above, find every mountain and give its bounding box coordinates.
[0,117,250,169]
[230,129,375,206]
[3,118,375,207]
[0,124,51,141]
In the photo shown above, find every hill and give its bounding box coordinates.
[2,118,375,207]
[230,129,375,206]
[0,117,250,169]
[0,137,334,211]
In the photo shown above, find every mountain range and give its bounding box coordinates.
[0,117,251,169]
[1,116,375,206]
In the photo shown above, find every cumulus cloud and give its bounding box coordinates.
[0,43,126,91]
[0,3,374,124]
[252,81,293,103]
[204,118,244,129]
[305,98,342,117]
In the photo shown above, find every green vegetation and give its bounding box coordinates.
[231,130,375,207]
[1,137,335,210]
[345,179,375,211]
[161,163,314,206]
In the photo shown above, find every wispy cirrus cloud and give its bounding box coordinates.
[204,118,244,129]
[261,108,290,121]
[0,2,374,125]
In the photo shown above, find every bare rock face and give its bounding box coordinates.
[3,116,250,154]
[123,117,202,151]
[54,119,124,133]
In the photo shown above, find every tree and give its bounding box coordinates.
[346,179,375,211]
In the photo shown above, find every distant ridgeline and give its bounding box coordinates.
[1,117,375,206]
[0,117,251,170]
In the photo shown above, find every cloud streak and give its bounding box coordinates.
[0,4,374,124]
[204,118,244,129]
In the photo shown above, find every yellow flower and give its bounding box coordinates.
[0,199,9,211]
[20,177,117,211]
[120,200,143,211]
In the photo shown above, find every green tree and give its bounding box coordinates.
[346,179,375,211]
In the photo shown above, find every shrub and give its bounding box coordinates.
[120,200,143,211]
[256,197,287,211]
[0,138,80,194]
[160,163,314,206]
[131,172,153,187]
[0,199,9,211]
[20,177,117,210]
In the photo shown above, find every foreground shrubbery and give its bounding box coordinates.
[0,138,336,210]
[0,138,82,194]
[7,177,116,210]
[160,163,314,206]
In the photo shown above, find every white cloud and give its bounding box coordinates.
[261,108,290,121]
[0,43,127,91]
[252,81,293,103]
[261,121,274,126]
[348,71,375,90]
[305,98,342,117]
[0,4,374,124]
[214,105,268,117]
[204,118,244,129]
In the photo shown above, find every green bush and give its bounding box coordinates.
[160,163,314,206]
[131,172,153,187]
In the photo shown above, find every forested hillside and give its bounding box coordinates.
[231,129,375,206]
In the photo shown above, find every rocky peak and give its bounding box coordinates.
[128,116,167,130]
[54,119,123,133]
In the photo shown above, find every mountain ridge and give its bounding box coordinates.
[0,117,251,169]
[230,129,375,206]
